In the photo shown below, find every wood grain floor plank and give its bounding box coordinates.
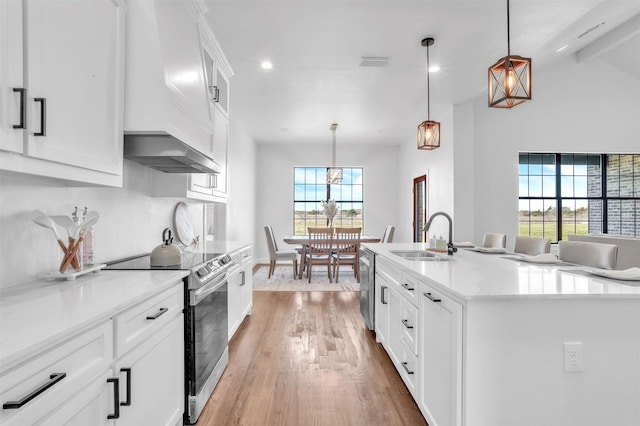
[196,291,427,426]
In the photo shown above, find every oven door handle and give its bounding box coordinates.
[191,273,228,305]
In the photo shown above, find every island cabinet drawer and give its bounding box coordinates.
[401,301,419,356]
[377,257,402,288]
[0,321,113,426]
[399,340,419,399]
[114,285,183,358]
[399,272,420,307]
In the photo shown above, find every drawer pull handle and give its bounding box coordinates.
[12,88,26,129]
[2,372,66,409]
[401,362,415,375]
[423,292,442,303]
[402,283,415,292]
[120,368,131,406]
[107,377,120,419]
[381,285,388,305]
[34,97,46,136]
[146,307,168,320]
[401,319,414,329]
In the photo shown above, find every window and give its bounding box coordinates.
[519,153,640,242]
[293,167,363,235]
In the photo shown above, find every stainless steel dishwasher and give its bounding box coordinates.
[359,247,375,330]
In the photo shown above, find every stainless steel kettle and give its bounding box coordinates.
[150,228,182,266]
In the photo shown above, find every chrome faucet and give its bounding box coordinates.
[424,211,457,255]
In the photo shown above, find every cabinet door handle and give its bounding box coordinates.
[211,86,219,102]
[107,377,120,419]
[381,285,388,305]
[208,174,217,189]
[401,319,414,329]
[240,270,246,286]
[146,307,168,320]
[402,283,415,292]
[34,97,46,136]
[401,362,415,375]
[12,88,26,129]
[120,368,131,406]
[423,292,442,303]
[2,372,66,409]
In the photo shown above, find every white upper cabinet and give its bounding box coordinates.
[124,0,214,157]
[0,0,24,154]
[0,0,125,187]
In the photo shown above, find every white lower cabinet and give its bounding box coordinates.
[376,257,463,425]
[374,273,390,347]
[112,314,184,426]
[0,321,113,426]
[228,245,253,339]
[39,370,113,426]
[112,285,184,426]
[418,281,463,426]
[0,283,185,426]
[375,259,419,398]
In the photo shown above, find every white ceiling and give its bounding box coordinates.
[202,1,640,146]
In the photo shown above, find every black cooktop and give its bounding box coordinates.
[104,252,224,271]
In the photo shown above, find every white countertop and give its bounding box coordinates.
[0,269,188,372]
[362,243,640,301]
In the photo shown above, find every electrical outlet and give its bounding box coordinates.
[564,342,584,373]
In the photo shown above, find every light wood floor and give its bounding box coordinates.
[197,291,428,426]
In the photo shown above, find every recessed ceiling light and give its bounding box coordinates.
[360,57,389,67]
[556,45,568,53]
[429,65,441,73]
[261,61,273,70]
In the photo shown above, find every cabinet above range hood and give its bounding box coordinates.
[124,133,221,174]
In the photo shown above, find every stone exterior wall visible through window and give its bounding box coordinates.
[520,153,639,240]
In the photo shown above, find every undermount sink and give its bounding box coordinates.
[390,250,452,261]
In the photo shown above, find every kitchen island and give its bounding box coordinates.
[363,242,640,426]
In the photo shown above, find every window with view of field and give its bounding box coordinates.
[519,153,640,242]
[293,167,363,235]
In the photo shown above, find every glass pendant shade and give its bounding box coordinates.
[326,123,342,184]
[417,120,440,150]
[326,167,343,184]
[488,55,531,108]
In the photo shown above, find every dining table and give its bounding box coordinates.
[283,234,381,279]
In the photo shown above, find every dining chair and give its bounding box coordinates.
[558,240,618,270]
[332,227,361,283]
[513,236,551,255]
[305,227,334,283]
[482,232,507,248]
[381,225,395,243]
[264,225,299,279]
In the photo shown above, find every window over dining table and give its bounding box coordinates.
[293,167,363,235]
[518,153,640,242]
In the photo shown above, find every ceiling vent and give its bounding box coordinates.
[360,56,390,67]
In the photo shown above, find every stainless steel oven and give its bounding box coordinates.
[185,268,228,424]
[105,252,235,425]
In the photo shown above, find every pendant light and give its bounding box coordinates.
[488,0,531,108]
[417,37,440,150]
[326,123,342,184]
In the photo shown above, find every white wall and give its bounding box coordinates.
[396,104,455,243]
[253,143,400,263]
[0,162,205,288]
[453,55,640,247]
